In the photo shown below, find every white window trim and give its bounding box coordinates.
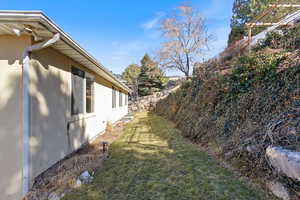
[85,72,95,117]
[119,90,123,107]
[112,87,116,110]
[114,89,118,110]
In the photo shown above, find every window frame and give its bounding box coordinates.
[125,93,128,106]
[112,87,116,109]
[71,66,95,120]
[85,72,95,115]
[71,66,85,116]
[119,91,123,107]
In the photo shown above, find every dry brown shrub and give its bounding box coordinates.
[105,121,113,134]
[155,47,300,198]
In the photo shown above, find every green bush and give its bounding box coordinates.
[255,23,300,50]
[221,51,286,98]
[255,31,284,50]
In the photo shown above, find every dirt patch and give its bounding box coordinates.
[25,120,126,200]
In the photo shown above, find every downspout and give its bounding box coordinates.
[22,33,60,196]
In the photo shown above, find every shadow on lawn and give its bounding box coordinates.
[62,112,274,200]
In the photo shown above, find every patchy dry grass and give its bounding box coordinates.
[62,112,273,200]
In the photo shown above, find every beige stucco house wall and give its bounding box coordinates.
[28,47,128,182]
[0,35,31,200]
[0,11,130,200]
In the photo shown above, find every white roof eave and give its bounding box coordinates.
[0,10,130,93]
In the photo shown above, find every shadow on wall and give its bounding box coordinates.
[29,52,89,183]
[0,46,90,199]
[0,65,23,200]
[0,46,34,199]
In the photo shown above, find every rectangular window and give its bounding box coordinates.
[112,87,116,108]
[71,66,85,115]
[86,75,94,113]
[119,91,123,107]
[125,94,128,106]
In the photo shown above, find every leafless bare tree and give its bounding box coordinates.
[158,5,212,77]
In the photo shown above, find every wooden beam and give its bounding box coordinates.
[248,7,274,26]
[269,4,300,8]
[248,27,252,47]
[246,22,292,26]
[247,0,281,25]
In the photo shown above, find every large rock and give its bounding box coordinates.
[78,170,94,183]
[266,181,290,200]
[266,146,300,181]
[75,179,82,188]
[48,192,60,200]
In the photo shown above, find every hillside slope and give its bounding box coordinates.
[155,25,300,199]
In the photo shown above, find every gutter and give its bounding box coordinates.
[22,33,60,196]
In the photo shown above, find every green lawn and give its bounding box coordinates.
[62,112,273,200]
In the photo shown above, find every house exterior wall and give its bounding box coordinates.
[29,47,128,184]
[0,35,31,200]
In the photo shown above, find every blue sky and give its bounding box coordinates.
[1,0,234,76]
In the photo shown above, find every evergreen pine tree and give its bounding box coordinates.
[138,54,164,96]
[228,0,251,45]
